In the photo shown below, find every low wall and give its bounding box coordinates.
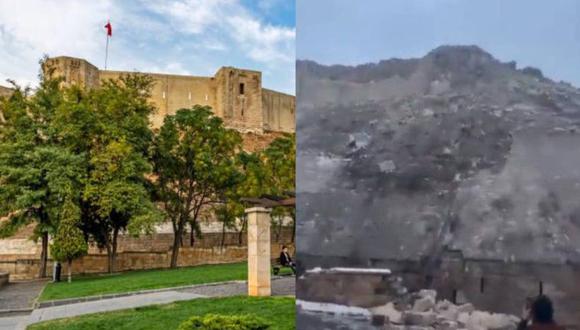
[0,228,294,281]
[298,269,394,307]
[298,253,580,327]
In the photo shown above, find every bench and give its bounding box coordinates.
[272,257,295,275]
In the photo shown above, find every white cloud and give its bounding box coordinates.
[199,39,228,51]
[257,0,279,12]
[227,15,295,63]
[0,0,295,94]
[144,0,232,34]
[148,62,191,76]
[0,0,115,87]
[143,0,295,65]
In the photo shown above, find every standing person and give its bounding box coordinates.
[518,295,565,330]
[279,245,296,275]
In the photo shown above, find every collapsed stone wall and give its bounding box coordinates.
[371,289,521,330]
[0,228,294,280]
[297,253,580,327]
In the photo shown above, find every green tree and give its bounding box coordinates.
[54,74,161,273]
[213,201,238,248]
[230,151,268,245]
[83,140,160,272]
[0,64,84,278]
[262,134,295,196]
[153,106,241,268]
[50,198,88,283]
[216,135,296,247]
[262,134,296,240]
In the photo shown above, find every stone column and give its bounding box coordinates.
[246,206,271,296]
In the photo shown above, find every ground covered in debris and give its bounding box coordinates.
[297,45,580,264]
[296,289,521,330]
[370,289,520,330]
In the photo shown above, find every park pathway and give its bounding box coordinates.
[0,277,295,330]
[0,280,47,312]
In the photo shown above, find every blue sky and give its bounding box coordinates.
[0,0,295,94]
[298,0,580,87]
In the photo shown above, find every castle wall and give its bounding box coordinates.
[99,71,216,128]
[0,85,13,98]
[215,67,264,133]
[241,131,287,152]
[262,89,295,133]
[44,56,99,88]
[44,57,294,133]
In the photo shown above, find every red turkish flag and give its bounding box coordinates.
[105,22,112,37]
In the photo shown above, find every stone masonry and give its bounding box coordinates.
[246,207,272,296]
[43,56,295,133]
[372,289,521,330]
[0,59,296,278]
[0,229,294,281]
[0,85,12,98]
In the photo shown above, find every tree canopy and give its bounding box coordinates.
[0,59,296,277]
[153,106,242,267]
[0,69,85,277]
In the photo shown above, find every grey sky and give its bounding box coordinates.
[297,0,580,87]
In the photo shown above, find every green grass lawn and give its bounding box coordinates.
[40,262,294,302]
[28,296,295,330]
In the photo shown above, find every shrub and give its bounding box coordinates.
[177,314,270,330]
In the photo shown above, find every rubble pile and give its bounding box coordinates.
[298,45,580,264]
[370,290,520,330]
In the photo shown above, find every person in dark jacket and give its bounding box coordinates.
[517,295,565,330]
[279,245,296,274]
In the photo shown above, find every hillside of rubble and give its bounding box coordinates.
[297,45,580,263]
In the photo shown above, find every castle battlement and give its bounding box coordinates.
[43,56,295,133]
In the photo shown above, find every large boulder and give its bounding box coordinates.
[437,320,459,330]
[403,311,438,326]
[456,303,475,314]
[435,300,460,321]
[413,295,436,312]
[458,311,519,330]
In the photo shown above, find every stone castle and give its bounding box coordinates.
[0,85,12,98]
[0,58,295,280]
[43,56,295,134]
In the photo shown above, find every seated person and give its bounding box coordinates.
[518,295,565,330]
[279,245,296,275]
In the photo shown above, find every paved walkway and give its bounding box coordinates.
[1,277,295,330]
[0,280,47,312]
[180,276,295,297]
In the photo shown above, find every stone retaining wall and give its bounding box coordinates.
[298,270,395,307]
[0,229,294,281]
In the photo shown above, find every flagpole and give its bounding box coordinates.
[105,32,109,70]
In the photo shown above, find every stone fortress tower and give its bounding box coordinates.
[43,56,295,134]
[0,85,13,98]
